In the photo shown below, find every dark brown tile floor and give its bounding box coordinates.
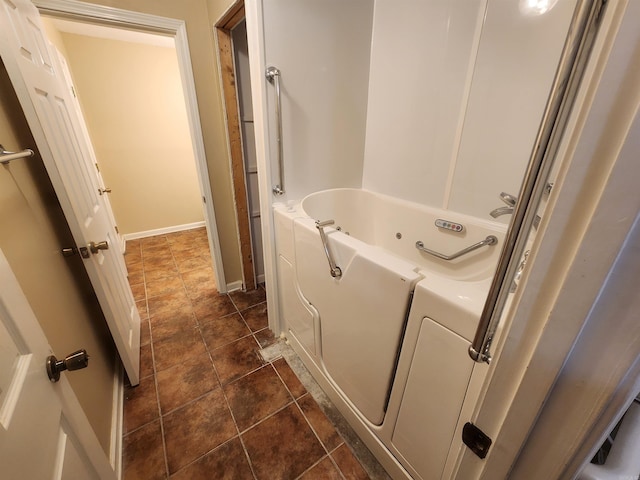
[122,228,371,479]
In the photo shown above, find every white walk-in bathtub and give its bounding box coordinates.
[274,188,506,479]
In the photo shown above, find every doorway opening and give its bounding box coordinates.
[216,0,265,291]
[42,19,204,245]
[34,0,229,291]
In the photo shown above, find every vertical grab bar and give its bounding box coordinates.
[468,0,606,364]
[266,66,285,196]
[316,220,342,278]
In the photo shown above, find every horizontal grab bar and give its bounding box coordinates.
[316,220,342,278]
[0,144,34,165]
[415,236,498,261]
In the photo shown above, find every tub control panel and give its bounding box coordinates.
[435,219,465,233]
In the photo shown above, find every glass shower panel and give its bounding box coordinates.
[448,0,579,220]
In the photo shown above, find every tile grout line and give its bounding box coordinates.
[148,232,213,479]
[144,244,171,480]
[269,359,342,479]
[123,234,202,478]
[290,394,348,480]
[275,346,379,479]
[161,243,223,419]
[217,377,260,480]
[127,232,338,479]
[185,288,259,480]
[131,236,171,479]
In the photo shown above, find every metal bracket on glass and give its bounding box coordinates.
[415,236,498,261]
[316,220,342,278]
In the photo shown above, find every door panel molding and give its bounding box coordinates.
[0,247,115,479]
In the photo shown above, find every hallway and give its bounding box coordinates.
[121,228,372,479]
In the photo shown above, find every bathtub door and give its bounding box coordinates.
[294,218,422,425]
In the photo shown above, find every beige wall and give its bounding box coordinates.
[77,0,242,283]
[0,63,116,455]
[58,32,204,235]
[206,0,237,25]
[41,15,70,58]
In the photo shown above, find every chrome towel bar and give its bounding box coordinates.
[316,220,342,278]
[266,66,285,196]
[0,144,34,165]
[415,236,498,261]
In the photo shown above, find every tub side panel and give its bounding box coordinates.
[278,255,317,356]
[391,317,474,480]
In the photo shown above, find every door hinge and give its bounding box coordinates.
[203,196,206,204]
[71,85,77,98]
[462,422,492,459]
[95,163,100,172]
[115,225,119,234]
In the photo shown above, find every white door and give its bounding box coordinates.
[0,249,115,479]
[0,0,141,384]
[54,47,124,254]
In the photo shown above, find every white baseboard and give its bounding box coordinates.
[122,221,206,242]
[110,359,124,479]
[226,280,243,292]
[225,277,263,292]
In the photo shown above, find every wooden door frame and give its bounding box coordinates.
[215,0,256,291]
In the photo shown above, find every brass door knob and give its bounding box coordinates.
[46,349,89,383]
[89,241,109,254]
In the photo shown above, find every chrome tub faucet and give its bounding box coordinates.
[490,192,541,229]
[490,192,517,218]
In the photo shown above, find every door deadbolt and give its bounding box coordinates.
[61,247,78,257]
[62,246,91,258]
[89,241,109,254]
[46,349,90,382]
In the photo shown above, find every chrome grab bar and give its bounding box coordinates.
[0,144,34,165]
[469,0,605,364]
[415,236,498,261]
[316,220,342,278]
[265,66,284,196]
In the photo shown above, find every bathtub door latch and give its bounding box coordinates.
[462,422,492,459]
[316,220,342,278]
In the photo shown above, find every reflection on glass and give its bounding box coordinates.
[519,0,560,16]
